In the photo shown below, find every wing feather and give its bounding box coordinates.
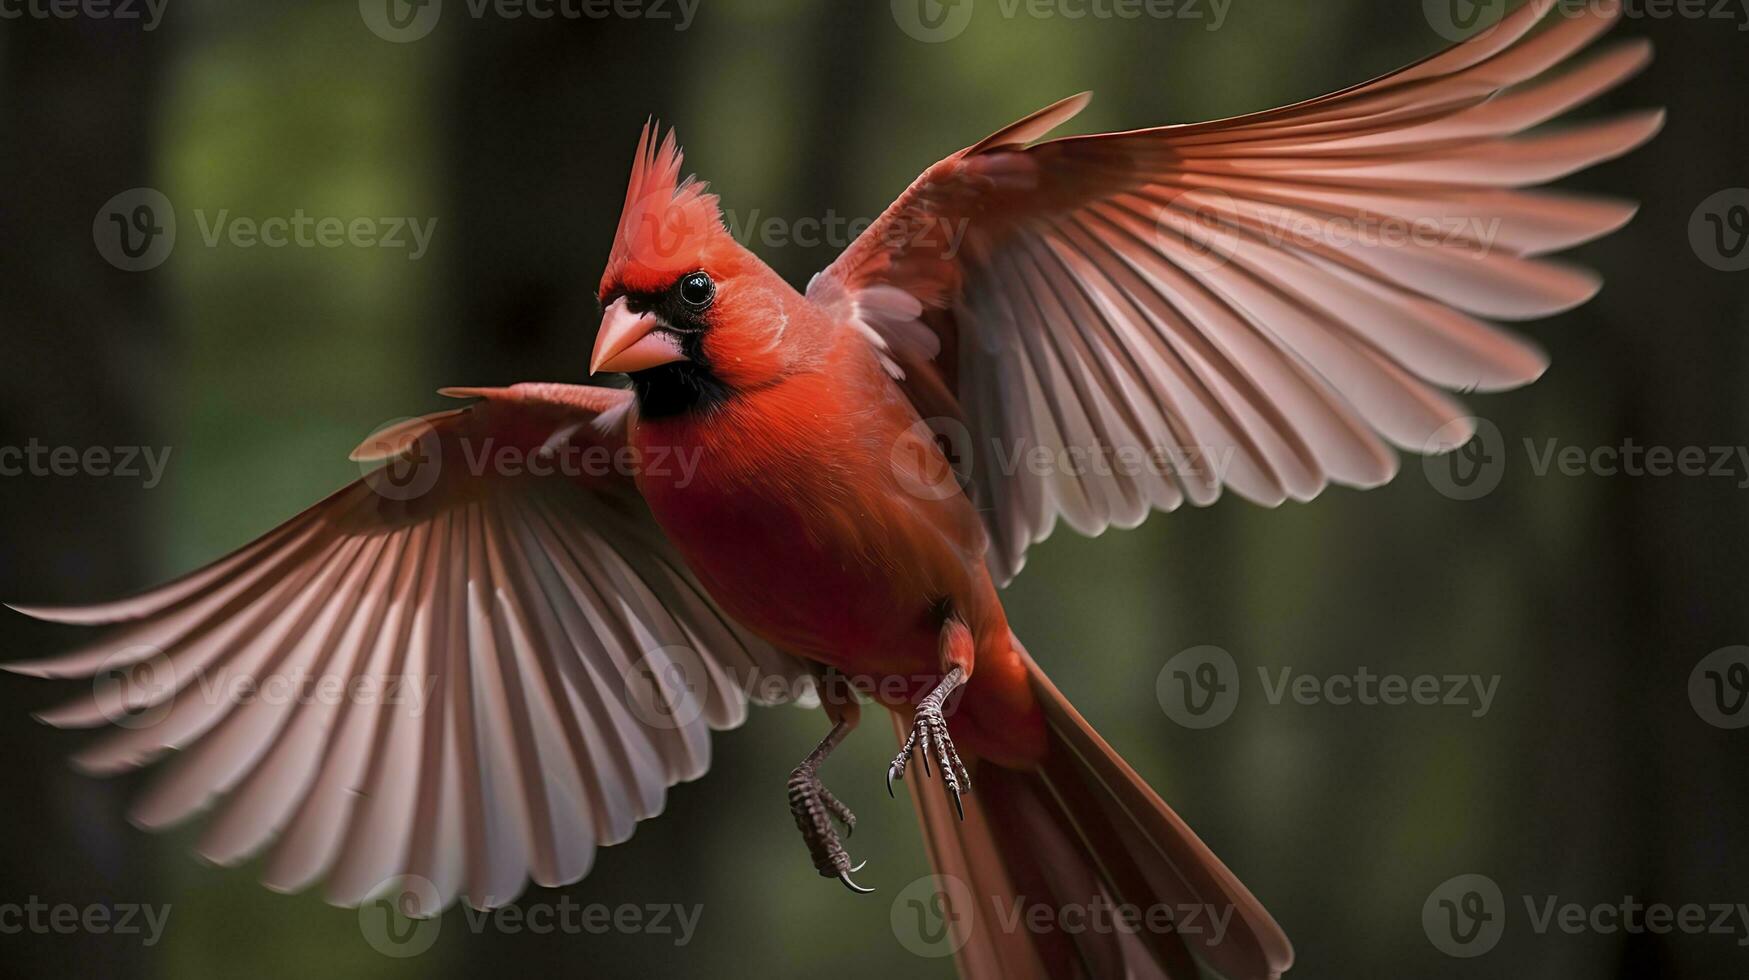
[813,1,1657,582]
[7,384,811,912]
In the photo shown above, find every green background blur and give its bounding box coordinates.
[2,0,1746,977]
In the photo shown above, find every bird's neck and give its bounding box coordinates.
[628,356,734,419]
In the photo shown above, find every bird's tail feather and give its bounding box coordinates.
[900,643,1293,980]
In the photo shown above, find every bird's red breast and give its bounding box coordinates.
[628,305,1048,766]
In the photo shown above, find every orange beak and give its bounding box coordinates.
[589,297,687,375]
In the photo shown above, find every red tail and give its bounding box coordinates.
[900,645,1293,979]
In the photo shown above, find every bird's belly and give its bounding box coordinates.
[632,405,1047,766]
[635,450,944,681]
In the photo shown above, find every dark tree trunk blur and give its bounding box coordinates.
[438,18,695,388]
[1595,14,1749,979]
[0,16,168,980]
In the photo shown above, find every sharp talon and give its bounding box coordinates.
[839,870,874,894]
[886,669,971,827]
[850,859,867,873]
[789,709,874,895]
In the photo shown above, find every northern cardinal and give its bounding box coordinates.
[8,2,1656,977]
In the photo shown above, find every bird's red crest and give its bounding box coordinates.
[602,121,731,294]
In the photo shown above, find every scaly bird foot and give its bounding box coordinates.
[887,667,972,820]
[787,762,869,893]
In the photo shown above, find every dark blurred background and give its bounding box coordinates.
[2,0,1746,977]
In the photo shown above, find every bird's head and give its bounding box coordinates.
[592,122,801,417]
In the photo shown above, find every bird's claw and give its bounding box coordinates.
[887,697,971,821]
[788,763,869,892]
[839,866,874,894]
[820,783,856,838]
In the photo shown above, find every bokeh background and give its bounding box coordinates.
[2,0,1747,977]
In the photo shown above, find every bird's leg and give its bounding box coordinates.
[788,718,863,890]
[886,666,972,820]
[788,668,869,893]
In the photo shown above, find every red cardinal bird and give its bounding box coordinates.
[9,3,1656,977]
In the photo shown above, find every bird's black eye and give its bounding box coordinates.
[678,272,715,310]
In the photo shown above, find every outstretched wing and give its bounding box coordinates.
[809,0,1659,583]
[6,383,812,913]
